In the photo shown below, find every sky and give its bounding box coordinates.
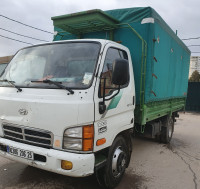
[0,0,200,57]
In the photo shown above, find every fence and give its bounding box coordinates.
[186,82,200,112]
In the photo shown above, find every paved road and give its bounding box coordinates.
[0,112,199,189]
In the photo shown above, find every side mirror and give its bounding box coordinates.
[112,58,129,86]
[98,58,129,114]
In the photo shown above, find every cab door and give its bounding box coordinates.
[93,43,135,151]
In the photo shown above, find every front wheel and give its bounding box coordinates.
[96,136,129,189]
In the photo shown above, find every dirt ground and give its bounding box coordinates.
[0,112,199,189]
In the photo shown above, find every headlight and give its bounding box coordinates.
[63,137,82,150]
[63,125,94,151]
[64,127,82,138]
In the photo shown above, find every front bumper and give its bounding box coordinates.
[0,138,94,177]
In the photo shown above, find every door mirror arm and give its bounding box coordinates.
[99,77,120,114]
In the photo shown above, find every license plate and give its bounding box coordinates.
[7,146,34,160]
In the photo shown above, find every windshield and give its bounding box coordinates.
[0,42,101,89]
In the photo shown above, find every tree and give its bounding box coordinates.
[189,70,200,82]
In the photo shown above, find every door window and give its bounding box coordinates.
[99,47,129,97]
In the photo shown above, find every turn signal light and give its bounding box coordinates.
[96,138,106,146]
[83,125,94,151]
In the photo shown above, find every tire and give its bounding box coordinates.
[160,116,174,143]
[96,136,129,189]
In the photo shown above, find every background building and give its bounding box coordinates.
[189,56,200,77]
[0,55,13,64]
[0,55,13,75]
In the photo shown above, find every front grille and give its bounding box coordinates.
[2,124,53,149]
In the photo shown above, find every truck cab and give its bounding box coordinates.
[0,39,135,188]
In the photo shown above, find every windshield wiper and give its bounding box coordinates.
[31,79,74,94]
[0,79,22,92]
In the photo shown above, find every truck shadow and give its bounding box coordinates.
[0,160,145,189]
[18,166,101,189]
[0,162,100,189]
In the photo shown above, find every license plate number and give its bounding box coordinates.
[7,146,34,160]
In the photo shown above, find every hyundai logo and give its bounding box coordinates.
[18,109,28,115]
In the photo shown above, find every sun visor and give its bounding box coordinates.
[51,9,119,35]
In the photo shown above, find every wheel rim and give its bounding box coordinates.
[112,146,127,178]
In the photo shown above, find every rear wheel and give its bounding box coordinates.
[160,115,174,143]
[96,136,129,189]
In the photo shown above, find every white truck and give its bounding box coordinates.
[0,8,190,189]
